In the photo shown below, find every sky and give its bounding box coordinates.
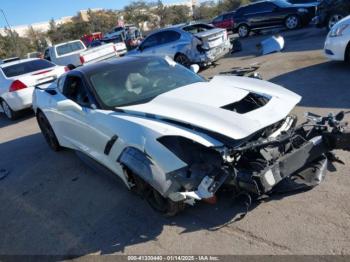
[0,0,185,27]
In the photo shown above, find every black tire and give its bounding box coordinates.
[174,53,191,68]
[36,111,61,151]
[146,188,185,217]
[1,99,18,120]
[238,24,250,38]
[125,168,185,216]
[66,64,76,70]
[345,43,350,63]
[285,15,300,30]
[328,14,344,31]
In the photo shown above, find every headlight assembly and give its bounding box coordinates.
[330,24,349,37]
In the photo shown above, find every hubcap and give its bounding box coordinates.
[287,16,298,29]
[329,15,343,29]
[239,26,248,37]
[2,101,12,119]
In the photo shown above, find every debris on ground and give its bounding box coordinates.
[257,35,285,56]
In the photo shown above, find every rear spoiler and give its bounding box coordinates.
[34,77,57,89]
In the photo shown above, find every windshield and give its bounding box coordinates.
[56,41,85,56]
[1,59,55,78]
[90,57,205,108]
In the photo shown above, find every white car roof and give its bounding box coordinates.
[0,58,40,68]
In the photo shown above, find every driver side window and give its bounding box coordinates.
[62,76,91,108]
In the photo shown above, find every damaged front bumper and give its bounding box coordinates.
[169,112,350,204]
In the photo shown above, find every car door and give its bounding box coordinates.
[244,2,279,28]
[154,30,183,57]
[213,15,224,28]
[137,33,161,56]
[54,73,106,158]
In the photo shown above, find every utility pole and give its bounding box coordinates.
[0,9,19,57]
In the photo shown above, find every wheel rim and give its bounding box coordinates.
[329,15,343,29]
[239,26,248,37]
[286,16,298,29]
[2,101,12,119]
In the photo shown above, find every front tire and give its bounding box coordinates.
[285,15,300,30]
[238,24,250,38]
[36,111,61,151]
[1,99,18,120]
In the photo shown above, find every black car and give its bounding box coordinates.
[314,0,350,30]
[233,0,314,37]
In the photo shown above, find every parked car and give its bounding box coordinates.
[89,38,128,56]
[127,23,231,67]
[43,40,118,68]
[314,0,350,30]
[33,56,350,215]
[212,12,236,31]
[233,0,313,37]
[324,15,350,61]
[0,58,66,119]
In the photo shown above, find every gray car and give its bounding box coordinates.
[127,23,232,67]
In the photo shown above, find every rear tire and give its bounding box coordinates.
[1,99,18,120]
[174,53,191,68]
[345,43,350,63]
[238,24,250,38]
[285,15,300,30]
[36,111,61,151]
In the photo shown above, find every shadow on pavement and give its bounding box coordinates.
[270,61,350,109]
[0,109,34,128]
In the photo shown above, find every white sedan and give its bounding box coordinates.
[0,58,67,119]
[324,15,350,61]
[33,56,350,215]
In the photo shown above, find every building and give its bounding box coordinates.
[0,8,102,37]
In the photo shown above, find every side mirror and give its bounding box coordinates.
[190,64,200,74]
[56,100,83,113]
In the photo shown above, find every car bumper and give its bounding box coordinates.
[194,40,232,66]
[324,35,348,61]
[1,87,34,111]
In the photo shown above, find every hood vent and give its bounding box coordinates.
[221,93,270,114]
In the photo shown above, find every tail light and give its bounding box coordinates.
[79,56,85,64]
[64,66,70,72]
[224,30,228,40]
[9,80,27,92]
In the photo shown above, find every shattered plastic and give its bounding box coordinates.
[257,35,285,55]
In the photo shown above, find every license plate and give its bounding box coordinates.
[208,37,223,48]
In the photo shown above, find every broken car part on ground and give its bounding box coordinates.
[33,56,350,216]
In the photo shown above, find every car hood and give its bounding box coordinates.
[119,76,301,140]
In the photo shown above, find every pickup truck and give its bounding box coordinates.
[43,40,118,68]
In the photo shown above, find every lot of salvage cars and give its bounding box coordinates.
[1,26,350,255]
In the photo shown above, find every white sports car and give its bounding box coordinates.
[33,56,350,215]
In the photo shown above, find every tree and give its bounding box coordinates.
[26,26,48,52]
[123,1,153,28]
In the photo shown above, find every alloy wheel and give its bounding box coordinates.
[238,25,248,37]
[1,100,12,119]
[286,16,298,30]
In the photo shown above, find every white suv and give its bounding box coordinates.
[0,58,66,120]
